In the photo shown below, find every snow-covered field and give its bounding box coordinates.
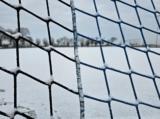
[0,47,160,119]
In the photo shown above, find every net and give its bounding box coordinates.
[0,0,160,119]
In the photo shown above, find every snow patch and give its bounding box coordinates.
[94,12,99,16]
[102,63,109,69]
[118,18,123,22]
[10,67,20,74]
[45,75,54,85]
[139,24,143,28]
[154,9,158,13]
[105,94,114,101]
[133,99,141,105]
[44,45,54,51]
[135,2,139,6]
[154,73,157,78]
[98,37,102,41]
[1,67,5,70]
[12,4,23,8]
[5,32,11,36]
[127,68,134,74]
[44,16,52,21]
[125,42,130,46]
[6,108,17,118]
[12,32,22,39]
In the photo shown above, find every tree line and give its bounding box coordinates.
[0,26,117,48]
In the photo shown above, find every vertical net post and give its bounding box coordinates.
[70,0,85,119]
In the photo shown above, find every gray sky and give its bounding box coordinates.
[0,0,160,44]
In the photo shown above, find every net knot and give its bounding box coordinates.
[10,67,21,74]
[12,32,22,39]
[12,3,23,9]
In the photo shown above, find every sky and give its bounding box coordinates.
[0,0,160,45]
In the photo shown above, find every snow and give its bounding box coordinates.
[10,67,20,74]
[94,12,99,17]
[101,63,109,69]
[0,47,160,119]
[6,108,17,118]
[127,68,134,74]
[97,37,102,41]
[45,75,54,85]
[12,32,22,39]
[139,24,144,28]
[44,45,54,51]
[118,18,123,23]
[12,4,23,8]
[125,42,130,46]
[44,16,53,21]
[154,9,158,13]
[135,2,139,6]
[5,32,11,36]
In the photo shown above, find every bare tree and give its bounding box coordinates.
[6,29,15,45]
[36,38,41,46]
[27,36,33,47]
[86,40,90,47]
[56,39,60,46]
[95,36,99,47]
[110,37,117,43]
[43,38,49,47]
[16,27,30,38]
[16,27,30,47]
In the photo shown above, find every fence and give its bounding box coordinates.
[0,0,160,119]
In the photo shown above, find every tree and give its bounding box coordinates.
[86,40,90,47]
[6,29,15,45]
[95,36,99,47]
[51,37,54,46]
[56,39,60,46]
[43,38,49,47]
[16,27,30,38]
[36,38,41,46]
[27,36,33,47]
[16,27,30,47]
[110,37,117,43]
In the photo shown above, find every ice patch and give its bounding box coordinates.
[6,108,17,118]
[12,32,22,39]
[44,45,54,51]
[10,67,20,74]
[12,4,23,8]
[44,16,52,21]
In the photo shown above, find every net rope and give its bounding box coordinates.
[0,0,160,119]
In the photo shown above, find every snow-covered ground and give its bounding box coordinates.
[0,47,160,119]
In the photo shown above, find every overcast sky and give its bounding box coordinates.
[0,0,160,44]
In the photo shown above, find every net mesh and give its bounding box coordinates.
[0,0,160,119]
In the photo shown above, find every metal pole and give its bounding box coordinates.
[70,0,85,119]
